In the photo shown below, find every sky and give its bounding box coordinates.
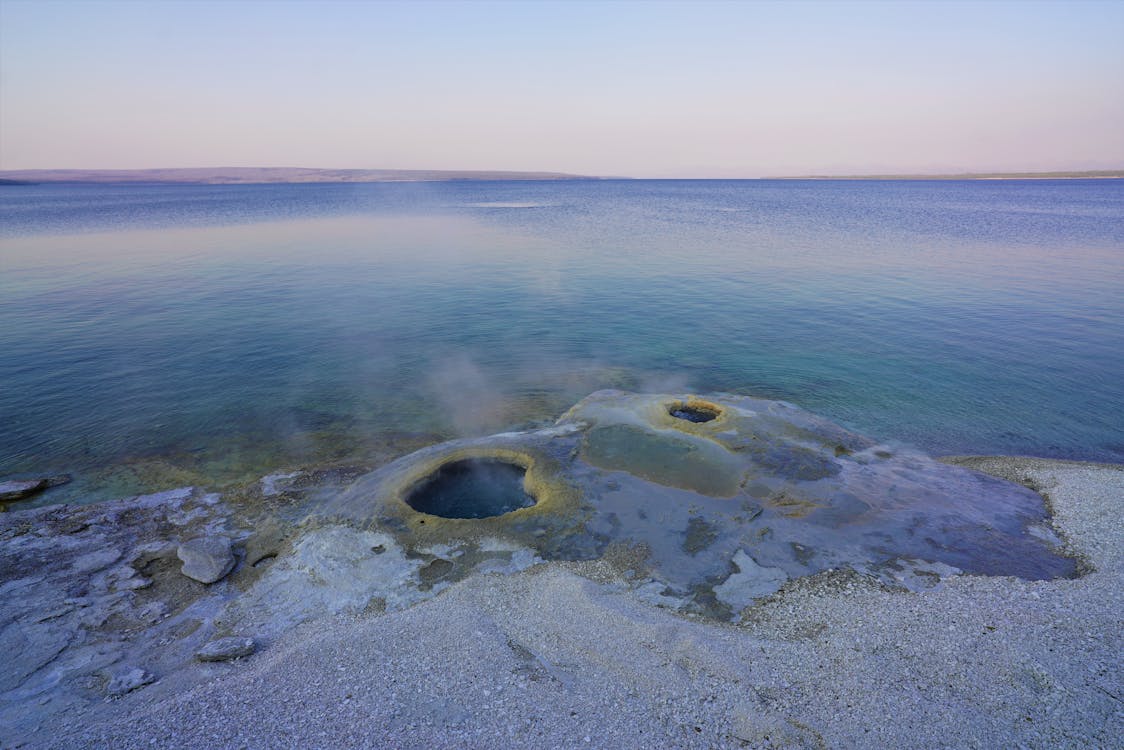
[1,0,1122,177]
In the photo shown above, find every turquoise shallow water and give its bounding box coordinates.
[1,179,1122,504]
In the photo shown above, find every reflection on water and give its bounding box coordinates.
[1,179,1122,506]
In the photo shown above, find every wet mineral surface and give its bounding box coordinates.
[324,390,1076,617]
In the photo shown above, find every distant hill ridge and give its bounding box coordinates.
[0,167,601,184]
[3,168,1120,184]
[772,170,1123,180]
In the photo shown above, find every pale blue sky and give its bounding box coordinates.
[2,0,1122,176]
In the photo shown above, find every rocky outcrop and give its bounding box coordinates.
[0,487,235,741]
[0,479,512,744]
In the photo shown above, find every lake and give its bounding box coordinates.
[2,179,1122,505]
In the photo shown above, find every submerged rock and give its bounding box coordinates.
[177,536,236,583]
[0,475,70,503]
[0,478,47,501]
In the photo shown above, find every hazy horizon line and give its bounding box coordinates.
[2,166,1123,183]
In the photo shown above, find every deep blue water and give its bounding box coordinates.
[2,179,1122,504]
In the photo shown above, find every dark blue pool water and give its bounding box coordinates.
[2,179,1122,504]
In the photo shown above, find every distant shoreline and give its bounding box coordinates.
[0,167,604,185]
[769,169,1124,180]
[3,168,1122,185]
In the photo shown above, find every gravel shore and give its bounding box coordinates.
[37,458,1124,749]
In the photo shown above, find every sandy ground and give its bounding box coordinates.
[32,458,1124,749]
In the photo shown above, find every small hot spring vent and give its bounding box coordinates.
[404,459,536,519]
[668,401,721,423]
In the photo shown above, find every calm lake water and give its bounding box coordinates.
[2,179,1122,504]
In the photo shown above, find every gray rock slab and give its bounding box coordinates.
[106,666,155,696]
[195,637,256,662]
[177,536,235,583]
[0,619,71,693]
[0,478,47,502]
